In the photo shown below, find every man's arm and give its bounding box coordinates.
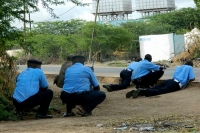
[39,71,49,90]
[181,78,195,89]
[182,67,196,89]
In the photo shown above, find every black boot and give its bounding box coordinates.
[102,84,113,92]
[132,88,147,98]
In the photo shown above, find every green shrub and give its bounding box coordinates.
[0,50,18,120]
[108,62,127,67]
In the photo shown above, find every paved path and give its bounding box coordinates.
[18,65,200,82]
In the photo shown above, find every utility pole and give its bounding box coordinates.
[29,13,31,31]
[88,0,100,63]
[23,1,26,45]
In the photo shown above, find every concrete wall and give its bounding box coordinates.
[6,49,23,57]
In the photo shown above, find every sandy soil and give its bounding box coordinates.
[1,75,200,133]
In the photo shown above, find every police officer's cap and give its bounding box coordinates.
[72,55,85,61]
[72,55,86,64]
[27,59,42,65]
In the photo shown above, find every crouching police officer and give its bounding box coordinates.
[60,55,106,117]
[13,59,53,119]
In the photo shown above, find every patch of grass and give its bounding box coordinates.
[48,96,66,116]
[0,101,18,121]
[108,62,127,67]
[102,114,200,132]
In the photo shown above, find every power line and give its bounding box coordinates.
[13,0,89,27]
[13,22,21,27]
[39,0,85,22]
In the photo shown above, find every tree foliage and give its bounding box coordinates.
[148,8,200,33]
[25,20,87,62]
[194,0,200,8]
[32,19,86,35]
[24,20,134,62]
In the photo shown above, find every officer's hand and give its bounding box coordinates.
[93,85,100,91]
[159,66,164,71]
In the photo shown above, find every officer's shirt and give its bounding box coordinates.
[13,68,48,103]
[62,63,99,93]
[173,65,195,86]
[127,62,139,70]
[131,59,160,80]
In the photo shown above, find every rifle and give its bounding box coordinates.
[87,59,95,72]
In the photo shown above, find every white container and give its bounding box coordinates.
[139,33,185,62]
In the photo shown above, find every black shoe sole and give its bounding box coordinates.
[103,85,113,92]
[126,90,134,98]
[132,89,141,99]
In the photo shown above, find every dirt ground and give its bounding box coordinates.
[1,74,200,133]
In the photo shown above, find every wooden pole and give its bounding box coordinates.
[29,13,31,31]
[23,1,26,44]
[88,0,99,63]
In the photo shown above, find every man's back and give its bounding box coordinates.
[59,61,72,75]
[54,61,72,88]
[62,63,99,93]
[131,60,160,80]
[127,62,139,70]
[13,67,48,102]
[173,65,195,86]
